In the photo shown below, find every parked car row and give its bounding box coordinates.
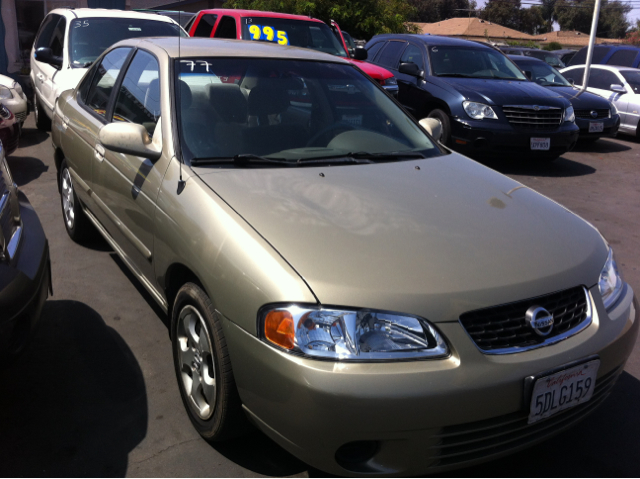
[2,7,637,477]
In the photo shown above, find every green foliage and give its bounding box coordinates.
[506,40,540,48]
[225,0,418,39]
[554,0,630,39]
[543,41,563,50]
[479,0,549,34]
[406,0,478,23]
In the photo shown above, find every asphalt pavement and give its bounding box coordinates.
[1,115,638,477]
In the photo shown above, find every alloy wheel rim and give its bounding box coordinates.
[177,305,216,420]
[61,168,75,230]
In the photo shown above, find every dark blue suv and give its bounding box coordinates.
[365,35,579,160]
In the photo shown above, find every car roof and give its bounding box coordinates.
[50,7,178,23]
[116,36,351,62]
[196,9,324,23]
[564,63,636,73]
[508,54,547,64]
[370,34,495,49]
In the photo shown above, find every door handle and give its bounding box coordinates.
[62,116,69,130]
[36,73,45,82]
[94,143,105,161]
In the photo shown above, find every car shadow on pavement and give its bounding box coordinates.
[572,138,632,153]
[484,156,596,178]
[440,371,640,477]
[16,124,48,148]
[6,155,49,187]
[109,253,169,329]
[0,300,148,477]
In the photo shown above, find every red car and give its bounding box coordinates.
[185,9,399,96]
[0,104,19,156]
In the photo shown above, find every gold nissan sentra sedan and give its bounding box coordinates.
[51,37,638,475]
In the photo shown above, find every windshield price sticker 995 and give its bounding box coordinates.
[248,25,289,45]
[528,359,600,424]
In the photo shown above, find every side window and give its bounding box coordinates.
[607,49,638,67]
[113,50,161,135]
[399,44,424,71]
[366,41,385,63]
[50,17,66,58]
[193,14,217,37]
[565,67,584,85]
[214,16,237,39]
[184,16,196,33]
[35,14,60,50]
[377,41,407,69]
[588,69,619,90]
[84,48,131,118]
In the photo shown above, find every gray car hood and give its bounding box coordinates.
[195,155,606,322]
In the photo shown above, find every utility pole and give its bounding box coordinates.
[576,0,602,98]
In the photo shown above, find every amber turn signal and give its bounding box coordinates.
[264,310,295,350]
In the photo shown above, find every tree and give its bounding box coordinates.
[406,0,478,23]
[225,0,418,39]
[554,0,630,39]
[479,0,522,30]
[520,6,549,34]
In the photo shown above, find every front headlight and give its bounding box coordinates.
[12,82,22,96]
[463,101,498,120]
[261,305,448,360]
[0,86,13,99]
[565,105,575,123]
[598,247,624,310]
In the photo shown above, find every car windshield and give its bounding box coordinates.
[528,50,565,68]
[69,17,184,67]
[621,70,640,93]
[240,17,347,57]
[517,61,572,87]
[176,58,440,166]
[429,45,527,80]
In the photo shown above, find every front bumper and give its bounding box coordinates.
[3,93,28,124]
[576,114,620,139]
[450,117,579,160]
[223,284,638,476]
[0,192,51,355]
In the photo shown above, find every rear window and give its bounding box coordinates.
[606,49,638,67]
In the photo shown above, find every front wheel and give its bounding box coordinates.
[34,93,51,131]
[427,109,451,146]
[171,283,247,441]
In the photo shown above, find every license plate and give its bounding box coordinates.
[589,122,604,133]
[530,137,550,150]
[528,359,600,424]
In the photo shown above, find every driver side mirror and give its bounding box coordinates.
[99,122,162,161]
[399,62,423,78]
[354,46,368,61]
[610,84,626,93]
[35,47,62,69]
[419,117,442,141]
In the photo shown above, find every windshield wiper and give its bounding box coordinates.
[191,154,293,166]
[298,151,426,163]
[436,73,474,78]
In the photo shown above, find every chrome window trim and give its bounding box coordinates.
[459,286,593,355]
[0,191,8,217]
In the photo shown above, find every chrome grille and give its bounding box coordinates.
[427,365,622,470]
[14,111,27,122]
[459,286,590,353]
[575,109,610,119]
[502,106,563,130]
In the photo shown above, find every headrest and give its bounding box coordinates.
[178,80,192,110]
[206,83,247,123]
[248,80,290,117]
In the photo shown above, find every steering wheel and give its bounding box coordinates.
[306,122,357,147]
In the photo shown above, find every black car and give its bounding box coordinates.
[365,34,579,160]
[510,55,619,141]
[552,48,577,66]
[500,47,565,68]
[0,144,50,358]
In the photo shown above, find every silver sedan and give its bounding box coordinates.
[561,64,640,137]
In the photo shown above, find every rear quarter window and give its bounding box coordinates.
[193,14,217,37]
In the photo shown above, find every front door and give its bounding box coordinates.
[32,14,64,114]
[395,43,426,118]
[93,49,165,281]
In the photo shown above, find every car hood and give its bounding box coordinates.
[195,155,606,322]
[550,87,612,109]
[432,77,568,107]
[349,59,393,80]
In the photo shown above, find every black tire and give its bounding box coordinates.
[59,159,94,242]
[427,108,451,145]
[34,93,51,131]
[171,282,248,441]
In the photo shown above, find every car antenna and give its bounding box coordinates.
[177,9,186,195]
